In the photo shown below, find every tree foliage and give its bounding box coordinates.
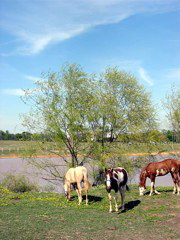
[22,64,157,167]
[96,67,157,145]
[164,84,180,142]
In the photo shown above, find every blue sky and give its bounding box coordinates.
[0,0,180,133]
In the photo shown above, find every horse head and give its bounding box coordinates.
[139,171,147,196]
[105,168,113,189]
[139,185,146,196]
[63,182,69,199]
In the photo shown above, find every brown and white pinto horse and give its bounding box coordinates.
[139,159,180,196]
[105,167,129,213]
[64,166,91,205]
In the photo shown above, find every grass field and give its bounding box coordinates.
[0,185,179,240]
[0,140,180,157]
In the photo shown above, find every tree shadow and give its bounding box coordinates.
[118,200,141,214]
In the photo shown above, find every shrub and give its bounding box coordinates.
[1,174,38,193]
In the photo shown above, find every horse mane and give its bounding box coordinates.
[139,162,152,187]
[140,162,151,176]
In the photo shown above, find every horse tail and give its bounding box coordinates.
[85,179,91,190]
[83,170,91,190]
[126,185,130,191]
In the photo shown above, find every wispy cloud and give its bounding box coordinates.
[1,0,180,55]
[139,67,154,86]
[24,75,41,82]
[0,89,25,96]
[165,68,180,79]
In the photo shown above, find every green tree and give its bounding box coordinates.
[96,67,157,145]
[22,64,157,180]
[22,64,97,167]
[164,85,180,142]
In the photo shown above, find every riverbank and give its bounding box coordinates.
[0,151,180,159]
[0,140,180,158]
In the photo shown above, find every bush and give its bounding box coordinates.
[1,174,38,193]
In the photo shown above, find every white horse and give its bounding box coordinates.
[64,166,91,205]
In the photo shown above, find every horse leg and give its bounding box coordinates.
[154,188,160,195]
[171,173,180,195]
[114,191,118,213]
[120,186,126,211]
[67,184,71,201]
[154,181,160,195]
[177,183,180,196]
[67,190,71,201]
[108,193,112,213]
[76,188,82,205]
[149,176,160,196]
[77,183,82,205]
[84,181,89,205]
[173,184,177,194]
[85,189,88,205]
[149,179,154,196]
[171,172,177,194]
[177,174,180,195]
[150,183,160,196]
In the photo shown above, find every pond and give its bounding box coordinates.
[0,155,178,193]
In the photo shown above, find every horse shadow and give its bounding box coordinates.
[144,189,173,195]
[119,200,141,213]
[70,195,103,203]
[83,194,103,203]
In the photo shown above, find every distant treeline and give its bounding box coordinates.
[0,129,178,143]
[0,130,32,141]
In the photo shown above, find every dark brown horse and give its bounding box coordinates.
[105,167,129,213]
[139,159,180,196]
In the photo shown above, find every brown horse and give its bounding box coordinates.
[105,167,129,213]
[139,159,180,196]
[64,166,91,205]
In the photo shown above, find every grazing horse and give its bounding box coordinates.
[105,167,129,213]
[139,159,180,196]
[64,166,91,205]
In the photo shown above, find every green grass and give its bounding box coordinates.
[0,140,180,157]
[0,185,179,240]
[0,140,52,157]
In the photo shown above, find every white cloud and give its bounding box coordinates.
[139,67,154,86]
[1,0,180,55]
[0,89,25,96]
[24,75,41,82]
[165,68,180,79]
